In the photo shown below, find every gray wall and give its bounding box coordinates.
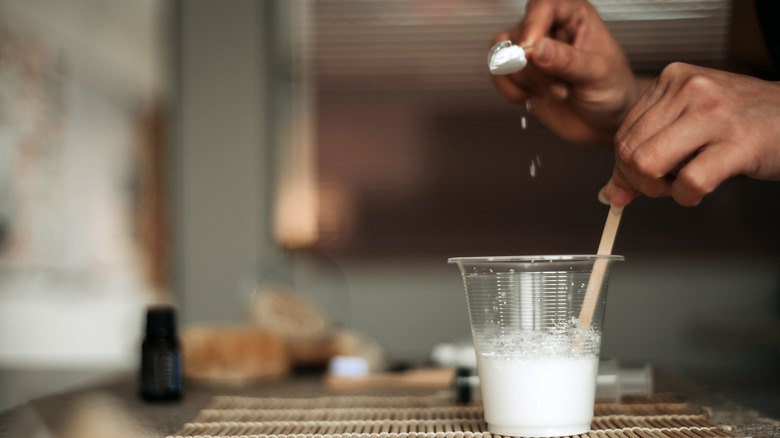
[175,0,279,324]
[286,254,780,371]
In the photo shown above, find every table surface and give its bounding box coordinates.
[1,367,779,438]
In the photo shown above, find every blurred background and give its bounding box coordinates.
[0,0,778,420]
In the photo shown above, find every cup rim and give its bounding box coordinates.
[447,254,624,263]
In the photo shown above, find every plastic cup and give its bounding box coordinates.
[449,255,623,437]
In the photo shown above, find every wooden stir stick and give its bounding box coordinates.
[574,206,623,348]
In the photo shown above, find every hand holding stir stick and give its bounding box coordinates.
[574,206,623,349]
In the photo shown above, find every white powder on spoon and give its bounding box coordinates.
[488,40,527,75]
[489,41,534,170]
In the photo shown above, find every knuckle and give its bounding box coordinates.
[660,62,707,92]
[613,126,625,143]
[558,54,577,76]
[660,61,688,78]
[632,147,663,179]
[637,178,667,199]
[627,147,668,198]
[614,137,633,166]
[683,73,716,95]
[630,175,664,198]
[640,181,666,198]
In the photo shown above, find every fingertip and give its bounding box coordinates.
[517,24,536,47]
[609,184,636,208]
[531,38,553,65]
[549,82,569,101]
[518,1,556,47]
[519,35,537,48]
[601,180,638,209]
[671,188,703,207]
[491,74,530,104]
[526,37,602,85]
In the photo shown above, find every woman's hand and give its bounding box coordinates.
[604,62,780,207]
[491,0,644,146]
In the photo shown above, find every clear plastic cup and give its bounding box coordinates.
[449,255,623,437]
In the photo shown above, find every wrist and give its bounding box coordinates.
[597,75,647,146]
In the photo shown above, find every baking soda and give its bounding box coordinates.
[488,41,527,75]
[478,354,598,437]
[529,155,541,177]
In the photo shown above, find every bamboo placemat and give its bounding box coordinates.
[168,394,739,438]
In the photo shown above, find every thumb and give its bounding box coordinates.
[599,174,640,209]
[529,37,607,85]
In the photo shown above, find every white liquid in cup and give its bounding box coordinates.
[478,354,599,437]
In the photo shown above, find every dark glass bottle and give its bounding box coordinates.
[140,306,183,401]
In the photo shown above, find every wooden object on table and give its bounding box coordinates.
[182,325,290,384]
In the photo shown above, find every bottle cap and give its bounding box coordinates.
[145,306,177,338]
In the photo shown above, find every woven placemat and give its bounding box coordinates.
[168,394,739,438]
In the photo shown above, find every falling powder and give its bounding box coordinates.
[521,99,531,130]
[529,155,542,178]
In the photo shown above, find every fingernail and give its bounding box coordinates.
[550,83,568,100]
[597,186,610,205]
[534,39,551,63]
[610,185,632,208]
